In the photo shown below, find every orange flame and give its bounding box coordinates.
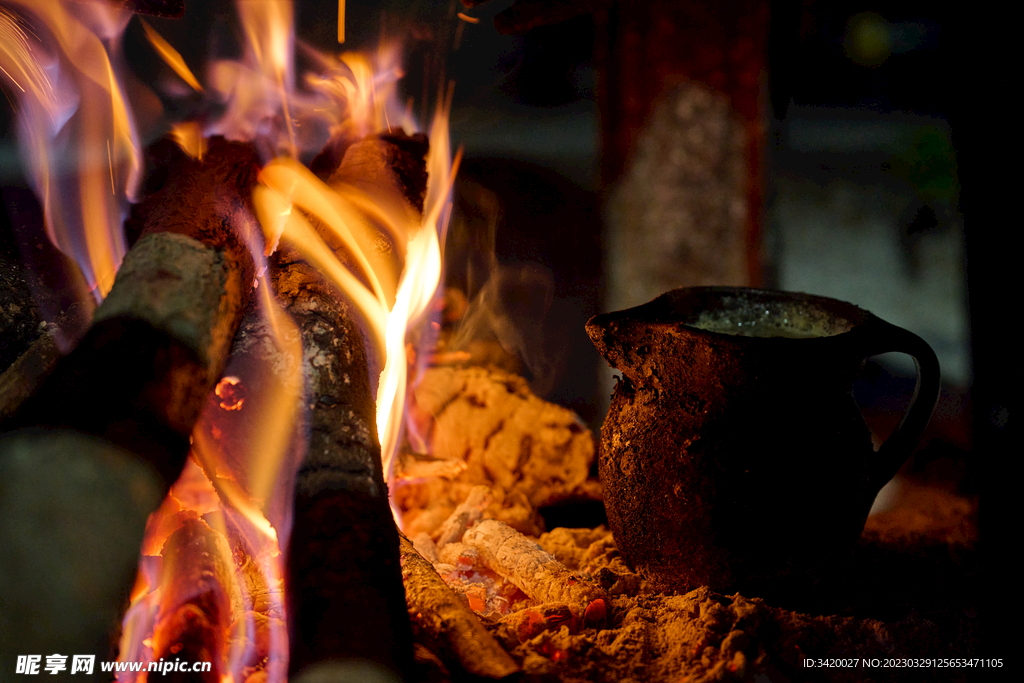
[0,0,141,301]
[169,121,206,160]
[207,0,297,157]
[378,105,459,489]
[139,18,202,93]
[303,44,412,143]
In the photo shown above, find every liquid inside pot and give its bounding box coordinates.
[690,301,849,338]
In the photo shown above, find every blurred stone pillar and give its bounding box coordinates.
[597,0,769,311]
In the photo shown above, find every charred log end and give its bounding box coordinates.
[288,488,413,680]
[308,140,350,181]
[377,132,430,214]
[329,134,429,215]
[129,137,260,279]
[132,138,192,228]
[309,131,428,215]
[0,428,164,659]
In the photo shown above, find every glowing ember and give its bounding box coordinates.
[215,376,245,412]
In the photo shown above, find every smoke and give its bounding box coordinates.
[447,261,557,394]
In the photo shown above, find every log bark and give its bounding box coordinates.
[0,304,89,423]
[3,137,260,487]
[398,534,520,680]
[277,249,413,678]
[283,133,428,679]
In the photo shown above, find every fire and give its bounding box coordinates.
[4,0,458,677]
[169,121,207,160]
[252,131,458,494]
[119,259,304,682]
[302,44,411,143]
[241,0,456,504]
[377,107,458,487]
[0,0,142,302]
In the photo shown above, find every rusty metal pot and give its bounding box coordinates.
[586,287,940,595]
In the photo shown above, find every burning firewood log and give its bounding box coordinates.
[398,533,520,680]
[150,513,239,683]
[3,137,260,486]
[1,136,262,670]
[462,520,608,630]
[397,365,599,538]
[275,244,415,677]
[280,134,428,678]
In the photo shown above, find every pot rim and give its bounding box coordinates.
[594,286,872,341]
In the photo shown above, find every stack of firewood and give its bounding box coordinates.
[0,132,422,679]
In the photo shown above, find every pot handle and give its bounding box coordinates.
[857,316,941,488]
